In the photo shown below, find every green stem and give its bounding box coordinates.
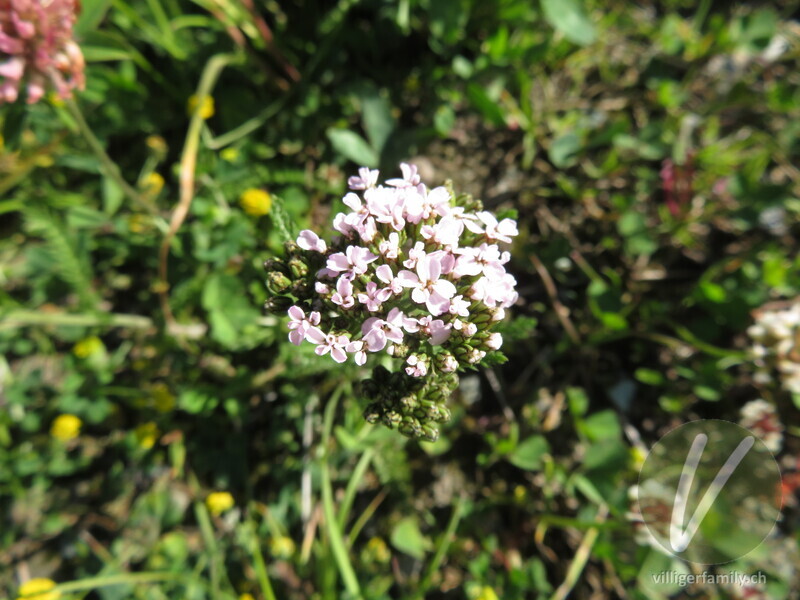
[64,97,157,215]
[320,384,363,598]
[336,447,375,531]
[0,309,153,331]
[247,519,278,600]
[412,495,466,600]
[51,572,187,594]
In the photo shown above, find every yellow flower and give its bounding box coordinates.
[135,422,159,449]
[51,414,82,441]
[146,135,168,156]
[128,214,150,234]
[73,336,103,358]
[141,172,164,196]
[151,383,176,413]
[239,188,272,217]
[239,595,255,600]
[206,491,235,516]
[34,154,54,167]
[364,537,390,563]
[48,92,65,108]
[476,587,499,600]
[187,94,215,120]
[220,147,239,162]
[269,536,296,559]
[16,577,60,600]
[513,485,526,502]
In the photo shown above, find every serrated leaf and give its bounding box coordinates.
[327,129,379,167]
[541,0,597,46]
[268,195,297,244]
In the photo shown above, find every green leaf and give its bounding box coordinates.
[634,368,664,386]
[268,195,297,244]
[566,387,589,417]
[390,517,431,560]
[466,83,506,128]
[361,91,395,154]
[541,0,597,46]
[578,410,621,442]
[508,435,549,471]
[548,133,581,168]
[326,129,379,167]
[75,0,113,35]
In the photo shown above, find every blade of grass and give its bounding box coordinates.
[64,97,157,215]
[245,518,278,600]
[336,447,375,531]
[49,572,188,595]
[411,494,467,600]
[319,384,363,599]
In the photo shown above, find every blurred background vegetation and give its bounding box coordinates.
[2,0,800,598]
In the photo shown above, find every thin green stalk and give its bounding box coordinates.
[321,461,362,599]
[550,505,609,600]
[50,572,187,595]
[0,309,153,331]
[247,519,278,600]
[320,384,362,599]
[336,447,375,531]
[64,97,157,215]
[412,495,466,600]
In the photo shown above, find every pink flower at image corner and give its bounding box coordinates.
[0,0,85,105]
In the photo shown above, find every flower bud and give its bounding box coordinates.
[421,424,439,442]
[263,258,288,274]
[485,332,503,350]
[435,352,458,373]
[289,257,309,278]
[267,271,292,293]
[264,295,293,313]
[388,343,410,358]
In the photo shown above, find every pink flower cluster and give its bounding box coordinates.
[285,163,519,376]
[0,0,85,104]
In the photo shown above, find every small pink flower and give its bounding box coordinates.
[464,211,518,243]
[397,255,457,316]
[403,241,427,269]
[486,332,503,350]
[417,316,451,345]
[405,354,428,377]
[375,264,404,295]
[342,192,370,225]
[306,327,349,363]
[379,232,400,259]
[348,167,380,190]
[346,340,367,365]
[448,295,470,317]
[453,243,507,279]
[331,276,355,309]
[287,306,321,346]
[361,314,404,352]
[357,281,392,311]
[366,187,405,231]
[386,162,421,188]
[327,245,378,278]
[420,215,463,247]
[297,230,327,253]
[0,0,85,105]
